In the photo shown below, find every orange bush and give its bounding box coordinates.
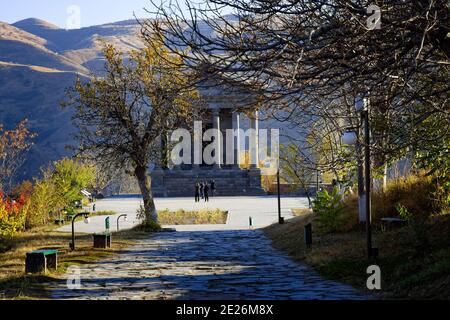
[0,191,29,239]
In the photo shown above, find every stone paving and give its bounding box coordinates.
[49,229,368,300]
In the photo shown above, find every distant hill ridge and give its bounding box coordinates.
[13,18,61,30]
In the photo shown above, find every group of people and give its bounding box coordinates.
[195,180,216,202]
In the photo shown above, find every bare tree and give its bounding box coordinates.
[63,34,204,225]
[143,0,449,176]
[280,143,316,207]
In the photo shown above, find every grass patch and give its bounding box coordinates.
[158,209,228,225]
[0,225,152,300]
[264,212,450,299]
[132,220,162,232]
[88,210,117,217]
[292,208,313,217]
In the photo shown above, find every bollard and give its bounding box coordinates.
[304,223,312,249]
[371,247,379,258]
[249,217,253,229]
[105,217,110,233]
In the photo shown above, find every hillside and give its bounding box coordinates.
[0,18,146,181]
[0,63,83,180]
[12,18,144,72]
[0,21,89,74]
[0,21,48,47]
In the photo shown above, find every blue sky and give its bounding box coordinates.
[0,0,170,28]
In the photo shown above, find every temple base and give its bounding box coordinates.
[151,167,266,197]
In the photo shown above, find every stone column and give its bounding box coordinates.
[190,120,203,170]
[168,131,181,171]
[232,111,241,168]
[212,109,222,168]
[249,110,259,169]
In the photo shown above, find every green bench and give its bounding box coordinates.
[54,218,65,225]
[25,250,58,274]
[381,217,407,232]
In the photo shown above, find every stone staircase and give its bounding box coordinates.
[151,168,267,197]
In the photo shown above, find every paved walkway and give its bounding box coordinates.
[50,229,367,300]
[50,196,368,300]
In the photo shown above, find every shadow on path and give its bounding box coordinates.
[49,230,369,300]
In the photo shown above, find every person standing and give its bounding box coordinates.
[93,203,96,213]
[210,180,216,197]
[204,182,210,202]
[199,182,204,199]
[195,183,200,203]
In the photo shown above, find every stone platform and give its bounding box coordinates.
[151,168,266,197]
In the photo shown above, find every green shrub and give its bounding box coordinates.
[26,159,96,228]
[51,158,96,211]
[136,205,162,231]
[313,187,348,234]
[133,220,162,232]
[26,178,56,228]
[82,198,91,207]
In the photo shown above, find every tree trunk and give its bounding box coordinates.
[300,180,313,208]
[134,165,158,225]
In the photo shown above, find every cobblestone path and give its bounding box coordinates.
[49,230,368,300]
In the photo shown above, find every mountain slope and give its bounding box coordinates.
[12,18,60,32]
[0,21,89,74]
[0,19,145,180]
[0,63,82,180]
[0,40,89,74]
[0,21,48,47]
[12,18,144,72]
[13,18,142,52]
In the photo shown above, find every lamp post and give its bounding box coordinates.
[342,97,377,259]
[316,170,323,195]
[117,214,128,231]
[362,105,376,259]
[70,212,90,251]
[264,160,284,224]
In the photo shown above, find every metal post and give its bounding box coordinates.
[305,223,313,249]
[316,170,320,195]
[105,217,110,233]
[70,212,89,251]
[71,216,75,251]
[357,113,366,225]
[117,214,127,231]
[277,169,284,224]
[363,110,373,258]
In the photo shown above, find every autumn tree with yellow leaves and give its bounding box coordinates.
[64,33,204,226]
